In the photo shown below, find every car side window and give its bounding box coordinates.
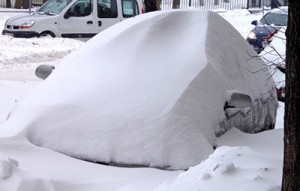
[98,0,118,18]
[122,0,139,18]
[67,0,92,17]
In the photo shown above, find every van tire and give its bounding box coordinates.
[39,31,56,38]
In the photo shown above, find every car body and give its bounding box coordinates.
[2,10,278,170]
[260,27,286,102]
[247,8,288,53]
[2,0,142,38]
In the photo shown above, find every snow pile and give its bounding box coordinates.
[1,10,276,171]
[0,35,83,65]
[155,146,282,191]
[0,81,40,122]
[155,128,283,191]
[0,158,18,179]
[0,29,83,80]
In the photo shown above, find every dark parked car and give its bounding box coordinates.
[247,8,288,54]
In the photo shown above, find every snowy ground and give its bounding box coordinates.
[0,8,285,191]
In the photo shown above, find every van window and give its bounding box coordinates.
[122,0,139,18]
[98,0,118,18]
[38,0,73,15]
[67,0,92,17]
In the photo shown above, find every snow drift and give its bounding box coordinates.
[0,10,277,170]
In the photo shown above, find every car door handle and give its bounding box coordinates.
[87,21,93,24]
[98,21,102,26]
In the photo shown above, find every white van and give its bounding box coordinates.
[2,0,143,38]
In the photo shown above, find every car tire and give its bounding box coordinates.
[39,31,56,38]
[269,123,275,130]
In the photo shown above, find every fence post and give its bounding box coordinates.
[172,0,180,8]
[29,0,32,13]
[6,0,12,7]
[199,0,204,6]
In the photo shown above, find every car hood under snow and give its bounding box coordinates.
[0,10,277,170]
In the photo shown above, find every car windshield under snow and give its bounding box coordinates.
[260,12,288,26]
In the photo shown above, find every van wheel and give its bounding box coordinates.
[39,31,55,38]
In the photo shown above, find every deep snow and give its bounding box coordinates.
[0,8,285,191]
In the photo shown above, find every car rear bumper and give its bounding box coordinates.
[2,30,39,38]
[247,38,264,54]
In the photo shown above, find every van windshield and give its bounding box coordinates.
[38,0,73,15]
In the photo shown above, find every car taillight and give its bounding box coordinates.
[267,31,276,44]
[276,87,285,102]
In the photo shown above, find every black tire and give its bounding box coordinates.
[39,31,56,38]
[269,123,275,130]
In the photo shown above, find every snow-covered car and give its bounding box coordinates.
[1,10,278,170]
[247,8,288,54]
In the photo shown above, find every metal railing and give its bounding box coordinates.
[0,0,288,10]
[160,0,288,10]
[0,0,43,8]
[161,0,249,10]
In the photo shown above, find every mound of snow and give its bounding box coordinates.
[0,10,276,170]
[0,36,83,65]
[155,146,282,191]
[0,158,18,179]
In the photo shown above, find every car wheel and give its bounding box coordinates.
[269,123,275,130]
[39,31,56,38]
[253,45,262,54]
